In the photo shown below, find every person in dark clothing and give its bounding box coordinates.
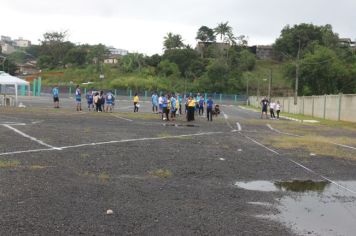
[206,96,214,121]
[260,97,269,119]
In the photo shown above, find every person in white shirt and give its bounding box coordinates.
[276,101,281,119]
[158,95,163,114]
[269,101,276,119]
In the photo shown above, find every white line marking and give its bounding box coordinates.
[266,124,301,137]
[2,124,61,150]
[236,122,242,131]
[0,122,26,126]
[111,114,133,122]
[331,142,356,151]
[242,134,356,195]
[244,135,280,155]
[0,148,55,156]
[221,111,234,130]
[0,131,224,156]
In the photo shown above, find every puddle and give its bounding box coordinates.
[237,180,356,236]
[235,181,279,192]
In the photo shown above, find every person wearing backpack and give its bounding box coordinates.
[94,92,101,112]
[52,85,60,108]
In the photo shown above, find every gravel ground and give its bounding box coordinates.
[0,97,355,235]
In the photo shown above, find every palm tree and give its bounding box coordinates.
[163,32,184,50]
[214,22,233,42]
[196,26,216,42]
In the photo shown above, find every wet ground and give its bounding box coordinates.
[0,96,355,235]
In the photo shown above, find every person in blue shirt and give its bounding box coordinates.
[170,95,177,121]
[206,96,214,121]
[161,94,169,121]
[52,86,59,108]
[75,85,82,111]
[151,92,158,113]
[198,96,205,116]
[105,91,115,113]
[86,89,94,111]
[177,93,182,115]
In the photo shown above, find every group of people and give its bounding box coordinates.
[52,86,219,122]
[151,92,216,122]
[260,97,281,119]
[52,85,116,113]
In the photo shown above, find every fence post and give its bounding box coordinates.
[129,89,132,101]
[288,97,290,113]
[323,94,327,119]
[302,96,305,115]
[234,95,237,103]
[312,96,315,117]
[219,93,222,103]
[145,91,147,101]
[68,86,72,98]
[37,77,41,96]
[32,79,37,97]
[84,88,87,95]
[115,89,117,97]
[204,93,207,100]
[338,93,342,121]
[21,84,26,96]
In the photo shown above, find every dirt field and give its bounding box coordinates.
[1,96,356,235]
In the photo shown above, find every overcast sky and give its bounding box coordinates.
[2,0,356,55]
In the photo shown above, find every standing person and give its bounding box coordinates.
[105,91,114,113]
[170,94,177,121]
[158,94,163,114]
[161,94,169,121]
[75,85,82,111]
[151,92,158,113]
[206,96,214,122]
[86,89,94,111]
[187,96,196,121]
[184,95,188,114]
[198,96,205,116]
[269,100,276,119]
[100,91,105,112]
[133,93,139,112]
[195,94,200,114]
[260,97,269,119]
[177,93,182,115]
[94,92,101,112]
[52,85,60,108]
[276,101,281,119]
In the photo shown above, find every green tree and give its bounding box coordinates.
[206,59,230,92]
[214,22,233,42]
[163,32,184,50]
[196,26,216,42]
[64,47,88,66]
[157,59,180,78]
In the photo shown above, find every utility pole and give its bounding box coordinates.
[294,40,301,105]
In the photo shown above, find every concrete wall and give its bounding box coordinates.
[248,94,356,122]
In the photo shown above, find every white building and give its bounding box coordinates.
[14,38,31,48]
[108,47,128,56]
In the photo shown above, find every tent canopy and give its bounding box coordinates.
[0,71,29,86]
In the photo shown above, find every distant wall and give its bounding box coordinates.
[248,94,356,122]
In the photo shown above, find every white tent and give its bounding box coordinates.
[0,71,30,106]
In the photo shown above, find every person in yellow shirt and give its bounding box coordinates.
[187,96,196,121]
[133,93,139,112]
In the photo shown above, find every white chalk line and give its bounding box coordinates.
[111,114,133,122]
[266,124,301,137]
[242,133,356,195]
[221,111,234,130]
[267,124,356,151]
[0,131,224,156]
[2,124,61,150]
[236,122,242,132]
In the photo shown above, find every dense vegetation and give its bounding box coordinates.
[2,22,356,95]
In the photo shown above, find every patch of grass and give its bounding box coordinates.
[98,172,110,182]
[264,135,356,160]
[150,169,173,178]
[157,132,172,138]
[80,153,90,159]
[29,165,48,170]
[0,160,20,168]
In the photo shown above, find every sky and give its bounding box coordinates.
[1,0,356,55]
